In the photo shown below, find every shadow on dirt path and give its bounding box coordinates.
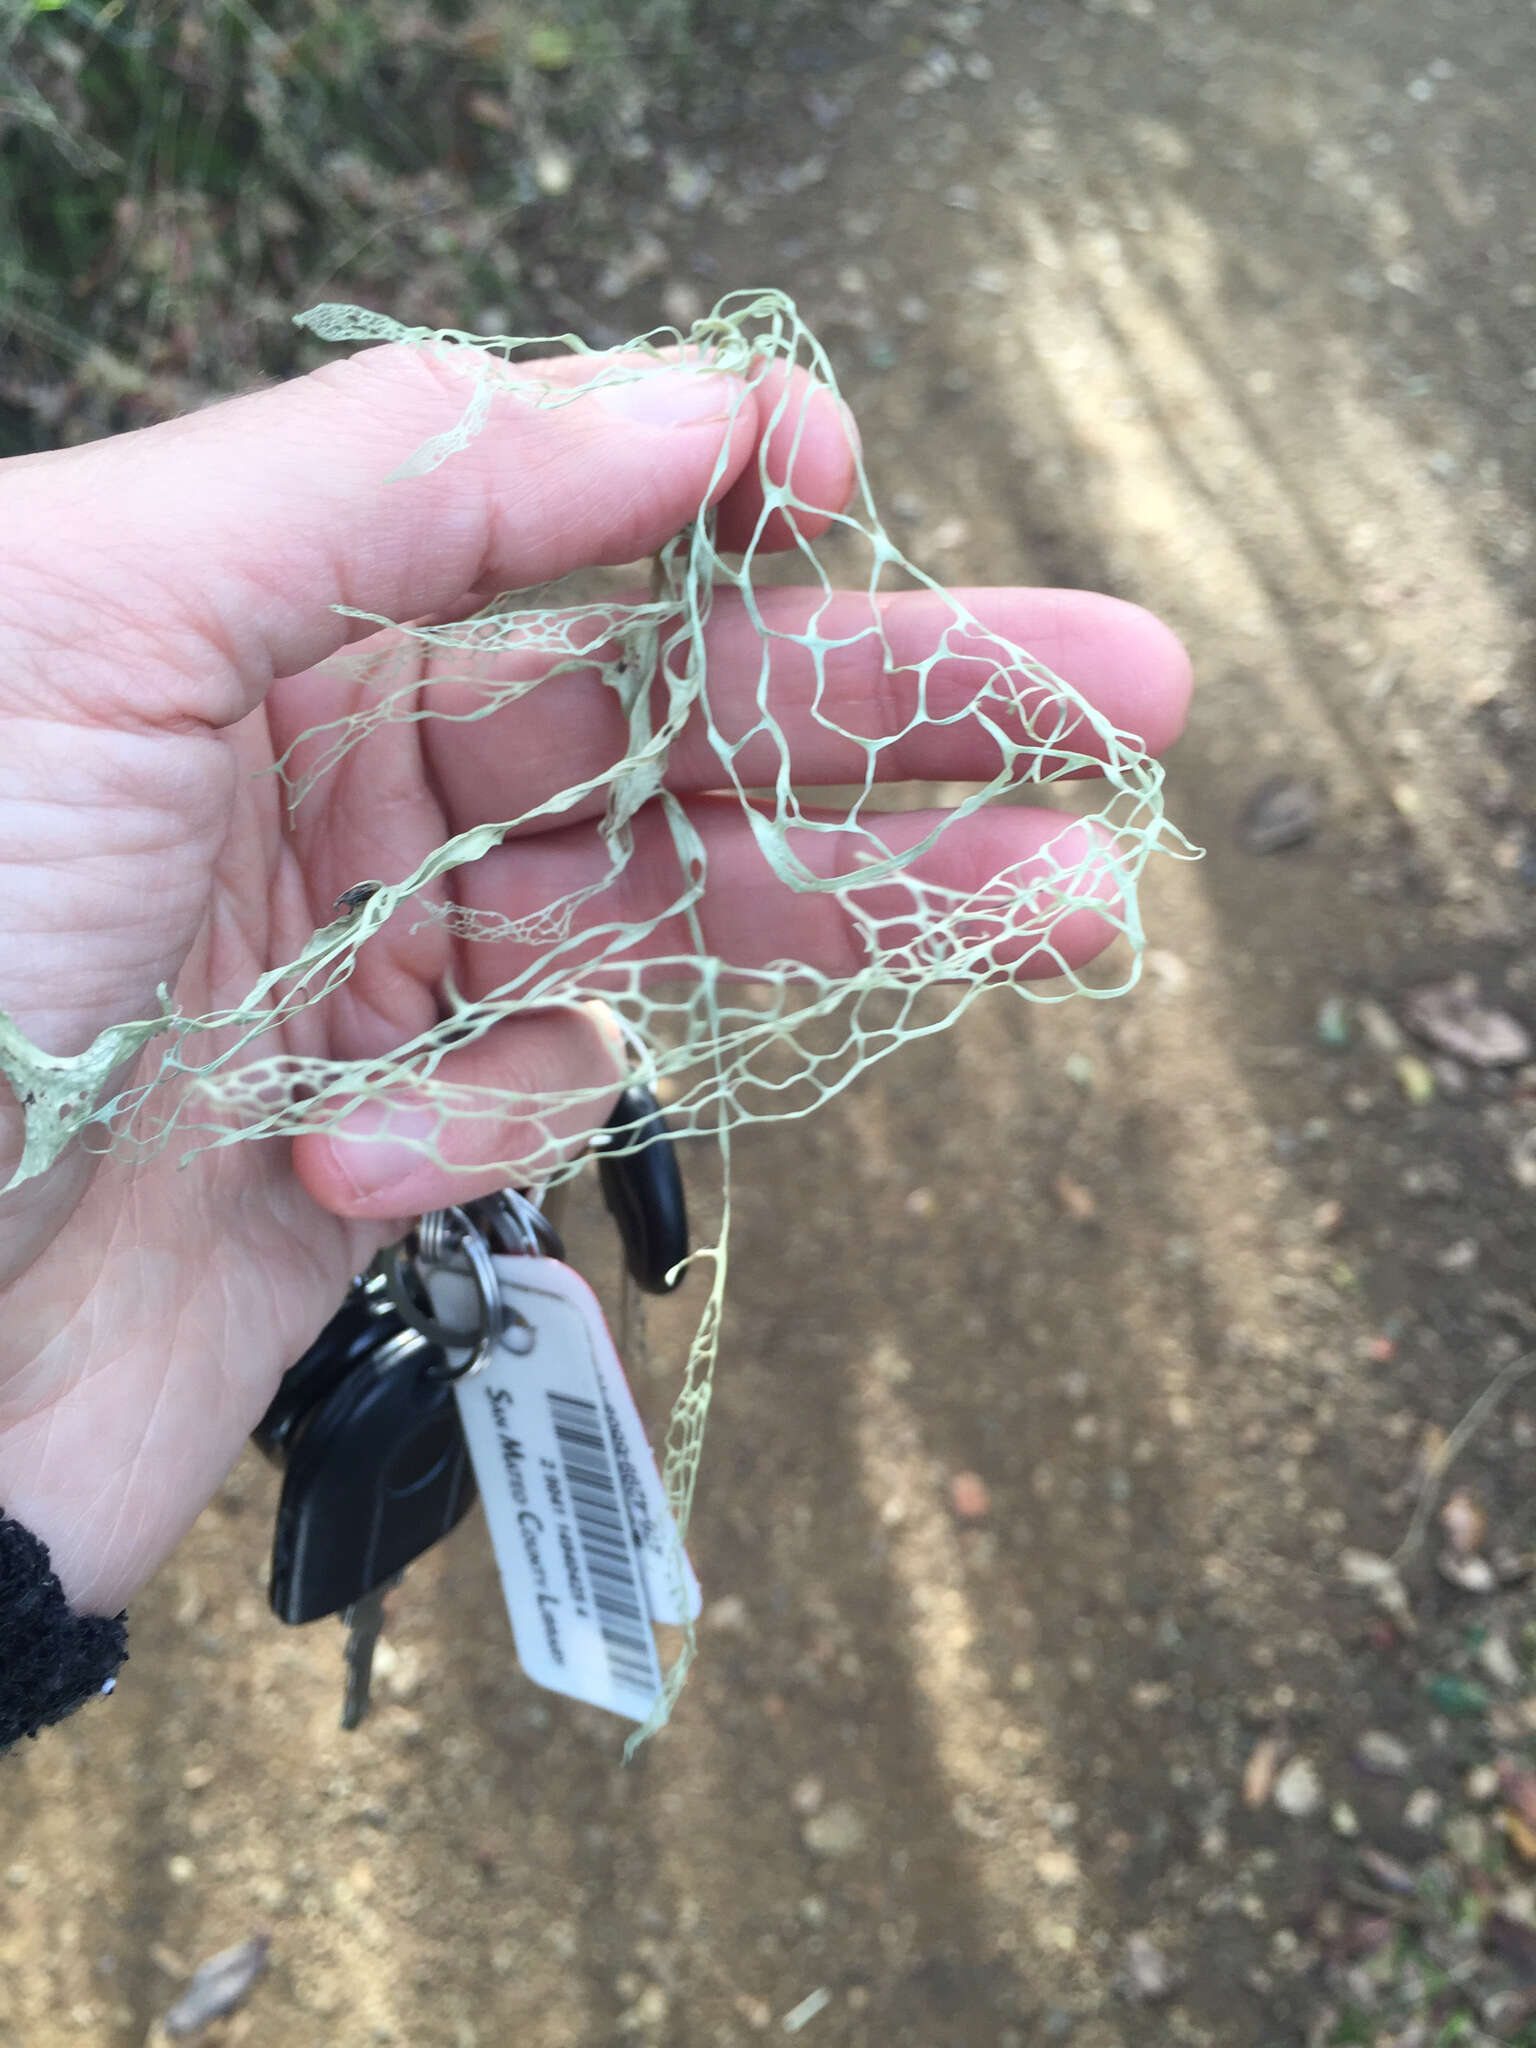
[4,3,1535,2045]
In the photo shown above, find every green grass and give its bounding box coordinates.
[0,0,817,451]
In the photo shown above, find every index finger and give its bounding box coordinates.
[2,344,857,734]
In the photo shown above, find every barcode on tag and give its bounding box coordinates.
[434,1254,696,1723]
[546,1391,660,1700]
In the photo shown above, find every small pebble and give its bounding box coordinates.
[1405,1788,1443,1831]
[1120,1931,1178,2002]
[950,1471,991,1520]
[162,1935,271,2040]
[802,1803,865,1858]
[1403,977,1531,1067]
[1316,996,1351,1048]
[1445,1814,1486,1862]
[1354,1730,1412,1777]
[1478,1632,1522,1688]
[790,1776,824,1817]
[1357,1001,1406,1055]
[1273,1756,1323,1818]
[1395,1054,1436,1105]
[1467,1764,1501,1802]
[1237,775,1324,854]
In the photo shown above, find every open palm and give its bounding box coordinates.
[0,343,1190,1618]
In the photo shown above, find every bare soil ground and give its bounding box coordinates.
[3,2,1535,2044]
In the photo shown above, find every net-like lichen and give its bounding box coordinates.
[0,290,1194,1735]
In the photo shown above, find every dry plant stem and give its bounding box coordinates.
[1390,1351,1536,1572]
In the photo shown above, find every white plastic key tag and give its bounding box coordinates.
[430,1254,699,1724]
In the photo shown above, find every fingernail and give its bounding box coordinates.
[330,1109,440,1206]
[594,365,740,427]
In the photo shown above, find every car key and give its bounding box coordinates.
[256,1284,479,1726]
[340,1575,400,1729]
[251,1275,396,1463]
[266,1316,477,1627]
[593,1084,689,1295]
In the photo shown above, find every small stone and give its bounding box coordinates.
[1355,1731,1412,1777]
[1053,1173,1097,1222]
[660,281,703,329]
[1273,1756,1323,1818]
[1445,1814,1486,1862]
[706,1594,748,1632]
[162,1936,270,2040]
[1316,997,1351,1048]
[950,1471,991,1521]
[1466,1764,1500,1802]
[1478,1632,1522,1689]
[1243,1735,1284,1809]
[1237,775,1324,854]
[780,1987,832,2035]
[1404,1788,1442,1830]
[527,23,575,70]
[533,146,573,198]
[928,515,971,552]
[166,1856,197,1886]
[1438,1551,1497,1594]
[1395,1055,1436,1105]
[181,1762,217,1793]
[1120,1931,1178,2002]
[1331,1801,1360,1838]
[1440,1488,1486,1556]
[790,1776,824,1817]
[802,1802,865,1858]
[664,160,713,212]
[1340,1549,1398,1589]
[1506,1123,1536,1190]
[1356,1000,1406,1054]
[1403,977,1531,1067]
[1358,1846,1417,1893]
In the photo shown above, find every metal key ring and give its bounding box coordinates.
[384,1206,505,1381]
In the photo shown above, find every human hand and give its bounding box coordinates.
[0,342,1190,1616]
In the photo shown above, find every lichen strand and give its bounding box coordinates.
[4,292,1194,1733]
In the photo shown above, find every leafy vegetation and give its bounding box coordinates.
[0,0,815,451]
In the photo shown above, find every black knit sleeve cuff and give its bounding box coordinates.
[1,1509,127,1753]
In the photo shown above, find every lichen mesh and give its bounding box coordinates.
[1,289,1192,1738]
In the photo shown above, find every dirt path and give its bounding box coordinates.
[4,3,1535,2044]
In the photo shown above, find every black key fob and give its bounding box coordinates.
[251,1283,394,1463]
[597,1084,689,1295]
[267,1325,477,1625]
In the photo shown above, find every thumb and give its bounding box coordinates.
[0,344,754,734]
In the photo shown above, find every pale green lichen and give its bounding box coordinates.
[1,290,1196,1733]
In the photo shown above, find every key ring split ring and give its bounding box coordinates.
[384,1206,506,1381]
